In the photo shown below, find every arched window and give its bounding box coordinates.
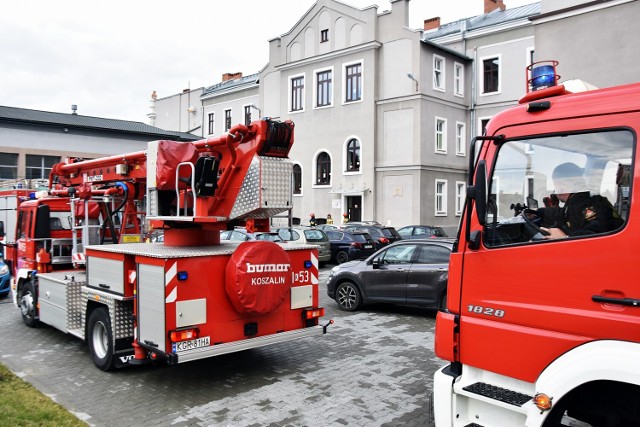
[293,164,302,194]
[346,138,360,172]
[316,152,331,185]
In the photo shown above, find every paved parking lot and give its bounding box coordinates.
[0,266,444,426]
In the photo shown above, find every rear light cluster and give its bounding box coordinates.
[170,329,199,342]
[351,242,363,248]
[304,308,325,319]
[379,237,389,244]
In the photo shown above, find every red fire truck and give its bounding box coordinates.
[433,62,639,426]
[10,119,330,371]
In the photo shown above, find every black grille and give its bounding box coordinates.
[463,382,532,406]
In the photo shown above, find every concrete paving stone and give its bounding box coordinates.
[0,266,438,427]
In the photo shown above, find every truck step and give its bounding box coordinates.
[462,382,532,407]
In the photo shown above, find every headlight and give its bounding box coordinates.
[0,265,8,275]
[331,266,340,273]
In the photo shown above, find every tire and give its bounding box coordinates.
[19,281,39,327]
[87,307,115,371]
[336,282,361,311]
[336,251,349,264]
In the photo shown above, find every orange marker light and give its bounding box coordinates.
[534,393,552,411]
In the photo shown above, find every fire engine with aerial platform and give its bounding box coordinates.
[9,118,331,371]
[433,61,640,426]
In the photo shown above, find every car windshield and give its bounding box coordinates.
[352,234,367,243]
[304,229,328,242]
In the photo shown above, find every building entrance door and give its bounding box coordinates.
[345,196,362,222]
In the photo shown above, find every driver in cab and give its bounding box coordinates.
[541,162,622,239]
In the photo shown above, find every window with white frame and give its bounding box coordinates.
[345,62,362,103]
[345,138,360,172]
[456,122,466,156]
[433,55,445,91]
[290,75,304,112]
[293,164,302,195]
[208,113,214,135]
[455,181,465,216]
[454,62,464,97]
[482,56,500,94]
[435,180,448,216]
[435,117,447,153]
[244,106,252,126]
[224,109,232,131]
[316,69,333,107]
[315,152,331,185]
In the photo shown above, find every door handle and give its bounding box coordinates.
[592,295,640,307]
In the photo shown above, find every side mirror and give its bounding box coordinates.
[468,160,488,226]
[372,258,381,269]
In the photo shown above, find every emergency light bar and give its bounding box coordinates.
[526,60,560,92]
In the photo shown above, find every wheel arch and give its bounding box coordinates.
[334,274,365,300]
[529,340,640,425]
[85,300,111,339]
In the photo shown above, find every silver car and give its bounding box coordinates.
[276,227,331,264]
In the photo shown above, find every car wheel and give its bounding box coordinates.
[19,281,39,327]
[88,307,115,371]
[336,251,349,264]
[336,282,361,311]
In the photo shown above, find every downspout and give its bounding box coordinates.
[471,46,478,140]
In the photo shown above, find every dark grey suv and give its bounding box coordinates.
[326,239,453,311]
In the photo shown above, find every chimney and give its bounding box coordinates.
[222,72,243,82]
[484,0,506,14]
[424,17,441,31]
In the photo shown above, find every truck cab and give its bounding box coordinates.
[434,64,640,426]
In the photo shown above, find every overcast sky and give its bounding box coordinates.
[1,0,535,124]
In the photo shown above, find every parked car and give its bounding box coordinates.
[276,227,331,264]
[397,225,448,239]
[325,230,377,264]
[343,224,402,249]
[326,239,454,311]
[0,258,10,298]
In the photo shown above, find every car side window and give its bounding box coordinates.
[416,245,451,264]
[379,245,417,264]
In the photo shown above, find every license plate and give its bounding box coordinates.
[364,244,373,249]
[173,336,210,352]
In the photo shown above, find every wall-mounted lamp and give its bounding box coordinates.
[407,73,419,92]
[187,106,196,114]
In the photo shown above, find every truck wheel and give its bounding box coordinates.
[19,281,39,327]
[336,251,349,264]
[88,307,115,371]
[336,282,361,311]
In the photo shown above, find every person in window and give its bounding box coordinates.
[309,213,317,227]
[541,162,623,239]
